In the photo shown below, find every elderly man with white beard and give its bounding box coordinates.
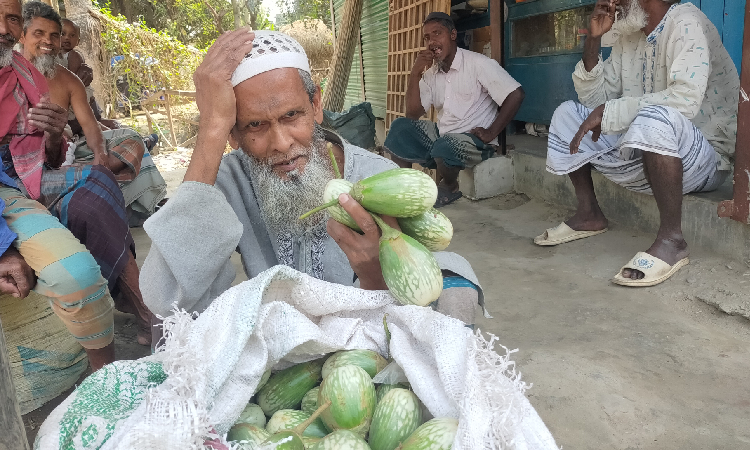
[140,30,483,326]
[534,0,739,287]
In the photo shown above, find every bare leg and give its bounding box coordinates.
[435,158,460,193]
[621,152,688,280]
[565,164,608,231]
[113,254,152,346]
[389,154,413,169]
[85,342,115,371]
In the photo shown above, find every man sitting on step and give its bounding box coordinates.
[141,30,485,327]
[20,3,167,224]
[534,0,739,287]
[383,12,525,208]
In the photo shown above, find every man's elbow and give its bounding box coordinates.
[405,109,424,120]
[509,87,525,108]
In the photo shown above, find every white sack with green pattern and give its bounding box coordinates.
[35,265,558,450]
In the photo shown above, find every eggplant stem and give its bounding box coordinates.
[299,199,338,220]
[383,314,393,362]
[328,143,341,179]
[370,213,401,240]
[293,399,332,436]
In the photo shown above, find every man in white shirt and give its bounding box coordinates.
[535,0,739,287]
[383,12,524,207]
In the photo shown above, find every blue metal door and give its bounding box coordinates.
[682,0,746,71]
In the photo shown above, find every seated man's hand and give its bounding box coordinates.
[76,63,94,87]
[327,194,399,291]
[0,247,36,299]
[470,126,496,144]
[570,104,605,154]
[29,94,68,152]
[590,0,616,39]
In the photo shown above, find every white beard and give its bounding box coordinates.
[247,124,333,237]
[612,1,649,36]
[0,45,13,68]
[31,54,59,78]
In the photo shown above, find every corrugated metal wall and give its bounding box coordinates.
[333,0,364,111]
[333,0,389,117]
[360,0,389,118]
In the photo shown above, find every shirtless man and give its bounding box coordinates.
[18,4,123,172]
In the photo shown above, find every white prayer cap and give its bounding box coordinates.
[231,31,311,87]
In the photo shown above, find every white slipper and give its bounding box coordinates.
[611,252,690,287]
[534,222,608,246]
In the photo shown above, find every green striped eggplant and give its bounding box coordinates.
[322,349,388,379]
[227,423,270,446]
[371,215,443,307]
[324,179,361,232]
[263,431,305,450]
[265,409,329,438]
[235,403,266,428]
[317,365,376,437]
[256,359,325,416]
[397,208,453,251]
[307,430,372,450]
[395,418,458,450]
[375,384,409,404]
[300,387,319,414]
[350,168,437,217]
[368,389,422,450]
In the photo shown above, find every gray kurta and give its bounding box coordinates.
[141,133,484,317]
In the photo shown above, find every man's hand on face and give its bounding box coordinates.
[28,94,67,151]
[193,28,255,140]
[76,63,94,87]
[570,104,606,154]
[590,0,616,39]
[469,127,495,144]
[327,194,400,291]
[0,248,36,299]
[412,49,435,75]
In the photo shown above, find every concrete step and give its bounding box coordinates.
[507,134,750,262]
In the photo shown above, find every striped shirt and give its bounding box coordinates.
[574,3,739,171]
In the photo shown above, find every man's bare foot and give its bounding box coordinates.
[621,236,689,280]
[565,209,608,232]
[85,342,115,371]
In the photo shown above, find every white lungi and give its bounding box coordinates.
[546,101,729,195]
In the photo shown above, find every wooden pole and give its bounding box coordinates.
[164,93,178,147]
[490,0,506,154]
[322,0,364,112]
[0,322,30,450]
[329,0,337,49]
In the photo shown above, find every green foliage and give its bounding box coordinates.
[96,8,205,110]
[276,0,331,28]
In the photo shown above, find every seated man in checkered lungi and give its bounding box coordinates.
[383,12,524,208]
[535,0,739,287]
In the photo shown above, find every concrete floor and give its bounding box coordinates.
[23,173,750,449]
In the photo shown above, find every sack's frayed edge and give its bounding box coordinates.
[467,329,531,449]
[114,306,225,450]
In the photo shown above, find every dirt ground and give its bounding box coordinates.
[22,178,750,449]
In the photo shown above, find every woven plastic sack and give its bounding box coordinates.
[0,292,87,415]
[322,102,377,150]
[36,265,558,450]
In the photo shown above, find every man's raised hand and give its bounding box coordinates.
[412,49,435,75]
[590,0,616,39]
[28,94,67,153]
[193,28,255,140]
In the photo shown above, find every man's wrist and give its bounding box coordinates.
[199,118,234,137]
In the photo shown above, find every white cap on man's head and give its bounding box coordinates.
[231,31,310,87]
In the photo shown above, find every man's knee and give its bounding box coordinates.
[432,136,467,169]
[386,117,416,136]
[551,100,582,128]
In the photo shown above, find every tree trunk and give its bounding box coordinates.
[232,0,242,29]
[0,322,30,450]
[63,0,105,109]
[322,0,363,112]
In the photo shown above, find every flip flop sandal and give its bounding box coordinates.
[434,186,462,208]
[611,252,690,287]
[534,222,608,246]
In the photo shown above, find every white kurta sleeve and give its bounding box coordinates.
[141,181,243,316]
[602,18,710,134]
[573,48,624,110]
